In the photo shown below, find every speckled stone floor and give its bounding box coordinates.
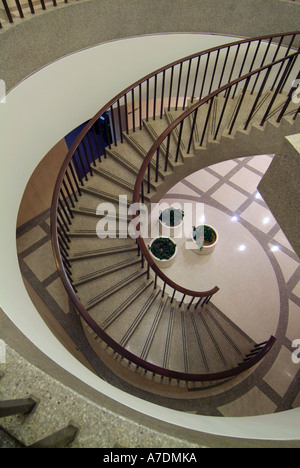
[16,154,300,417]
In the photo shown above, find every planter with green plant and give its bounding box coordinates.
[159,207,184,237]
[148,236,177,268]
[191,224,218,255]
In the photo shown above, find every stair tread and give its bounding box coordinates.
[76,264,145,308]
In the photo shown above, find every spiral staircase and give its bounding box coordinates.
[50,33,300,395]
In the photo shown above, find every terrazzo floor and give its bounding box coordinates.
[16,154,300,417]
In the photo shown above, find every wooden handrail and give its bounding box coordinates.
[50,33,297,382]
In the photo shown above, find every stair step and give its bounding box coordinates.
[167,306,186,373]
[106,147,160,191]
[101,281,154,330]
[146,301,175,369]
[69,243,138,261]
[122,130,167,179]
[191,309,227,373]
[142,117,184,169]
[92,166,134,192]
[73,257,141,286]
[81,186,132,206]
[165,109,195,160]
[140,296,168,360]
[84,270,147,310]
[119,289,161,348]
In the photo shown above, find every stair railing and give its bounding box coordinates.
[51,31,300,296]
[51,33,299,382]
[132,52,300,280]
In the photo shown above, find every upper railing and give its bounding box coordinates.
[1,0,299,29]
[0,0,76,28]
[50,32,299,382]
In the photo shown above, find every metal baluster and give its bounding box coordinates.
[139,84,143,130]
[199,97,214,146]
[183,59,192,110]
[191,56,201,104]
[175,122,184,162]
[15,0,24,18]
[170,289,176,304]
[208,50,220,95]
[228,76,251,135]
[57,218,71,243]
[248,40,261,74]
[175,63,183,110]
[164,134,171,172]
[61,180,75,209]
[124,94,129,134]
[92,125,101,161]
[81,139,93,177]
[187,107,198,153]
[146,79,150,121]
[57,207,70,231]
[160,70,166,118]
[200,52,210,100]
[58,228,70,251]
[153,74,157,120]
[131,88,136,131]
[110,105,117,144]
[147,164,151,194]
[69,160,82,195]
[155,148,160,183]
[96,118,107,159]
[244,68,271,130]
[213,88,231,140]
[168,66,174,111]
[76,146,88,181]
[179,294,186,308]
[86,131,96,167]
[104,112,112,148]
[218,47,230,89]
[116,99,124,142]
[2,0,13,22]
[232,43,250,98]
[58,198,72,224]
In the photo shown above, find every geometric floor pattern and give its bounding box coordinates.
[17,154,300,417]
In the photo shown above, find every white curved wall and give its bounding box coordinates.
[1,33,300,442]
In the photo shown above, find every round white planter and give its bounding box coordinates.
[191,225,218,255]
[149,237,178,268]
[159,208,184,238]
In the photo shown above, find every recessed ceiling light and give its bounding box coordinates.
[238,244,246,251]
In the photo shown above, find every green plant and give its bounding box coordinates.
[149,237,177,260]
[159,208,184,227]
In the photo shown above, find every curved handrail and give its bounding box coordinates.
[51,32,299,382]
